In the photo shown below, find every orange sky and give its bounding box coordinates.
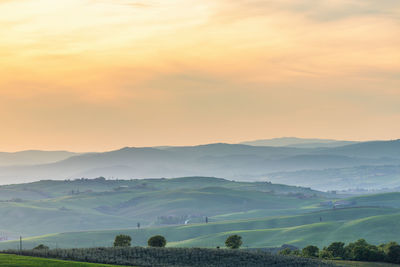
[1,0,400,152]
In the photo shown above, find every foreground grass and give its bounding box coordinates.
[0,254,124,267]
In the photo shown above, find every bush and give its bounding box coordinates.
[225,235,242,249]
[148,235,167,248]
[113,234,131,247]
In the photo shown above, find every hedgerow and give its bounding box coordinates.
[2,247,336,267]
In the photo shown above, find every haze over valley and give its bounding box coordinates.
[1,138,400,191]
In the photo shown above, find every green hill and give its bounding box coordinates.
[0,177,329,238]
[1,206,398,250]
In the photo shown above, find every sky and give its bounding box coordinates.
[0,0,399,152]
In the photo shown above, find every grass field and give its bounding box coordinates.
[0,206,398,250]
[0,177,330,238]
[0,254,124,267]
[1,178,400,252]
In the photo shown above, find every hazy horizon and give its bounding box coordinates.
[0,136,395,153]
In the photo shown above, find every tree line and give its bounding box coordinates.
[279,239,400,264]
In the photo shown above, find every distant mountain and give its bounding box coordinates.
[314,139,400,158]
[0,140,399,189]
[0,150,78,166]
[240,137,358,148]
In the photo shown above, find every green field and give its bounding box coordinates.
[0,177,332,238]
[0,254,124,267]
[1,177,400,251]
[0,206,399,250]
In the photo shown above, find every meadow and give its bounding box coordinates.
[1,177,400,254]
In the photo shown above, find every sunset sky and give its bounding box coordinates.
[1,0,399,152]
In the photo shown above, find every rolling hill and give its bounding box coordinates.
[1,206,398,250]
[0,177,330,238]
[0,178,399,253]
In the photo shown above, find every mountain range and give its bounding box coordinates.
[0,138,399,190]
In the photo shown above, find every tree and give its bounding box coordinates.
[345,239,384,262]
[302,245,319,258]
[319,249,333,259]
[113,234,131,247]
[225,235,242,249]
[33,244,49,250]
[326,242,346,258]
[148,235,167,247]
[278,248,293,256]
[385,243,400,263]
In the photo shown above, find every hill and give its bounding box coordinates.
[1,141,400,189]
[240,137,357,148]
[0,177,330,238]
[0,150,78,166]
[267,165,400,190]
[0,206,398,250]
[315,140,400,159]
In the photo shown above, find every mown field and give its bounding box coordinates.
[0,253,124,267]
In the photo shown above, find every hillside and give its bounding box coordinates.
[267,165,400,190]
[0,206,398,250]
[240,137,357,148]
[0,150,78,167]
[0,177,330,238]
[0,141,399,189]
